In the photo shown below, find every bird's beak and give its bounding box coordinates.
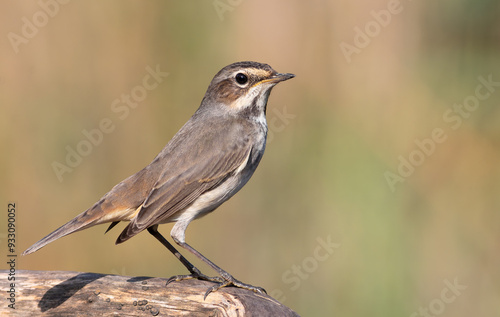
[271,72,295,83]
[258,72,295,86]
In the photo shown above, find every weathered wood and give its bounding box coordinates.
[1,270,299,316]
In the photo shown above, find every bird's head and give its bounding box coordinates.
[200,61,294,116]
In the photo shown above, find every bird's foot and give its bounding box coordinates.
[166,266,223,287]
[203,272,266,300]
[166,269,266,300]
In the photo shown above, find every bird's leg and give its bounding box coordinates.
[147,226,222,284]
[173,238,267,299]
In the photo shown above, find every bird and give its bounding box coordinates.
[22,61,295,298]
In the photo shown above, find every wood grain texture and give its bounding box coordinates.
[0,270,300,316]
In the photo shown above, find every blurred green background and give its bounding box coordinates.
[1,1,500,316]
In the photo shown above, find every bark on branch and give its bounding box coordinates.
[1,270,300,316]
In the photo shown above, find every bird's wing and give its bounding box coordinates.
[116,117,255,243]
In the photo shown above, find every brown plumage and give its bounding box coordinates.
[23,61,294,297]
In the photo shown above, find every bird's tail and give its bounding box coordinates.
[21,209,100,256]
[21,196,136,256]
[22,171,148,256]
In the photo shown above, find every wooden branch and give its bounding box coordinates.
[1,270,299,316]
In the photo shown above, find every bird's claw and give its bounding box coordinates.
[203,275,266,300]
[166,269,266,300]
[166,271,223,287]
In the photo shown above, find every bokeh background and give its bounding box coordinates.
[1,1,500,316]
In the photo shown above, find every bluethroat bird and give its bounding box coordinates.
[23,61,295,298]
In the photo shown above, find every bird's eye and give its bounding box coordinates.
[235,73,248,85]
